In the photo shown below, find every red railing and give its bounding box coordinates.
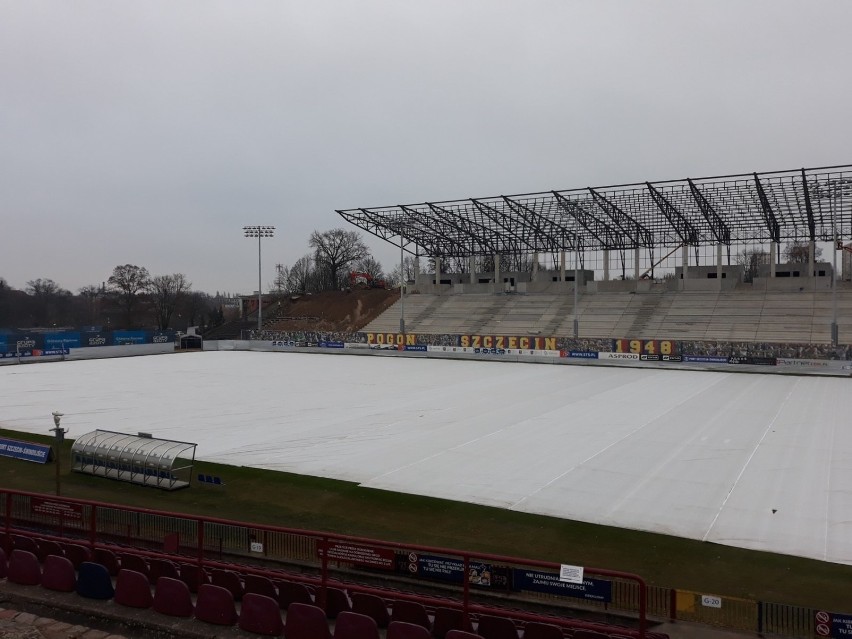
[1,489,651,637]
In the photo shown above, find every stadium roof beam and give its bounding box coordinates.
[645,182,700,245]
[400,204,482,258]
[801,169,817,241]
[501,195,581,252]
[550,191,608,247]
[752,174,781,243]
[470,198,534,253]
[586,188,654,248]
[687,179,731,245]
[424,202,502,256]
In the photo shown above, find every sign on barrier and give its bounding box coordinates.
[459,335,558,351]
[319,542,395,570]
[814,610,852,637]
[512,569,612,602]
[599,352,640,361]
[683,355,730,364]
[0,438,52,464]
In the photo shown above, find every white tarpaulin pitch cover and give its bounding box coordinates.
[2,351,851,565]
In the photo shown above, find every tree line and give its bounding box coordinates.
[0,266,227,331]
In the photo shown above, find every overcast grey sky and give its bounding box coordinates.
[2,1,850,295]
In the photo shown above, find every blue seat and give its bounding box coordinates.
[76,561,115,599]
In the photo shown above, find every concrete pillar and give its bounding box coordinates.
[769,242,776,277]
[470,255,476,284]
[809,240,816,277]
[634,247,640,281]
[682,244,689,280]
[531,252,538,282]
[413,256,420,285]
[494,253,501,288]
[603,249,610,281]
[435,256,441,286]
[716,244,723,281]
[560,251,566,282]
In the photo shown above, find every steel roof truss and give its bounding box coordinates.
[645,183,699,245]
[687,179,731,245]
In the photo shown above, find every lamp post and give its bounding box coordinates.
[243,226,275,332]
[50,412,67,496]
[399,235,406,335]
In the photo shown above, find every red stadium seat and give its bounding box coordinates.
[148,558,180,585]
[391,600,431,630]
[153,576,194,617]
[239,593,285,636]
[60,543,91,569]
[7,549,41,586]
[476,615,520,639]
[0,547,7,579]
[323,587,351,618]
[36,539,64,562]
[178,563,209,592]
[276,580,314,609]
[92,548,120,576]
[284,602,331,639]
[388,620,433,639]
[523,622,566,639]
[11,535,39,556]
[245,574,278,599]
[351,592,390,628]
[335,611,380,639]
[446,631,479,639]
[114,569,153,609]
[211,568,245,600]
[433,608,471,639]
[195,583,238,626]
[40,554,76,592]
[118,553,150,579]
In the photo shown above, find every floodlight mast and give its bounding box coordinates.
[243,226,275,332]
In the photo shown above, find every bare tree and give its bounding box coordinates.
[272,264,290,297]
[287,255,315,294]
[389,256,418,286]
[148,273,191,330]
[309,228,369,290]
[78,285,102,326]
[736,248,769,283]
[26,278,71,326]
[352,256,384,280]
[108,264,150,328]
[784,241,822,264]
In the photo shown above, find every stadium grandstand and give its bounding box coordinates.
[338,163,852,346]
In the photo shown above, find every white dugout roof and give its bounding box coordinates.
[1,352,850,565]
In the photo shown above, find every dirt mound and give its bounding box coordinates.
[264,289,399,333]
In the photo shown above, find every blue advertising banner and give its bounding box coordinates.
[404,345,427,352]
[151,331,175,344]
[814,610,852,637]
[511,569,612,602]
[44,332,81,349]
[568,351,598,359]
[81,332,112,347]
[319,341,345,349]
[0,337,6,352]
[12,334,44,353]
[0,438,52,464]
[113,330,147,345]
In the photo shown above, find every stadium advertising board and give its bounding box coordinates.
[814,610,852,638]
[30,497,84,520]
[319,542,395,570]
[512,569,612,602]
[404,344,427,352]
[81,332,112,347]
[405,553,493,586]
[728,356,777,366]
[0,437,51,464]
[319,341,345,349]
[561,351,599,359]
[271,340,296,349]
[367,332,417,346]
[44,332,81,349]
[598,352,639,360]
[613,339,678,357]
[113,330,147,345]
[151,331,174,344]
[776,358,850,370]
[683,355,729,364]
[458,335,557,350]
